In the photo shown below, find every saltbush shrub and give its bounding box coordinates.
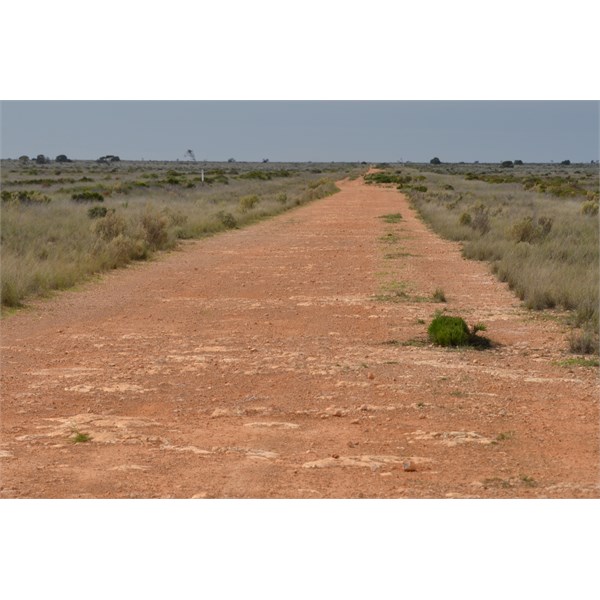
[88,205,109,219]
[72,191,104,203]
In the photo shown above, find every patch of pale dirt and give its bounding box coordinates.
[1,175,598,498]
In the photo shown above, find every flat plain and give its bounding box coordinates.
[1,172,598,498]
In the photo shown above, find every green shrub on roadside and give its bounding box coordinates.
[428,315,471,346]
[427,314,490,348]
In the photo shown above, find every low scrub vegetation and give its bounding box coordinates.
[239,194,260,211]
[87,206,109,219]
[2,190,51,204]
[370,163,598,353]
[1,160,364,308]
[71,191,105,202]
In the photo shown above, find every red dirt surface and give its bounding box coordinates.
[1,176,598,498]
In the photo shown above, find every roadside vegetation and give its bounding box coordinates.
[427,313,490,348]
[1,160,364,309]
[367,162,599,354]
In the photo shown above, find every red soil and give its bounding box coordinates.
[1,176,598,498]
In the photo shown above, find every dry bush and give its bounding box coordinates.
[239,195,260,212]
[140,210,170,250]
[93,211,125,240]
[568,329,599,355]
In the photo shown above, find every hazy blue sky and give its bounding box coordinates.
[1,101,598,163]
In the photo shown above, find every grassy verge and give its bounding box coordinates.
[1,160,363,310]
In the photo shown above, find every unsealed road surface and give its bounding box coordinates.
[1,177,598,498]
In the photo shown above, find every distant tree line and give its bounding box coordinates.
[15,153,121,164]
[429,157,579,167]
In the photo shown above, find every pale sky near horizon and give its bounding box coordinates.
[1,100,598,164]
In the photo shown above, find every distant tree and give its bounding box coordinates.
[430,157,441,165]
[500,160,514,168]
[561,159,571,165]
[185,149,196,161]
[35,154,49,164]
[18,155,29,163]
[227,157,236,163]
[474,160,479,164]
[514,159,524,165]
[262,158,269,163]
[55,154,71,163]
[98,155,120,163]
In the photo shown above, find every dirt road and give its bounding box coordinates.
[1,176,598,498]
